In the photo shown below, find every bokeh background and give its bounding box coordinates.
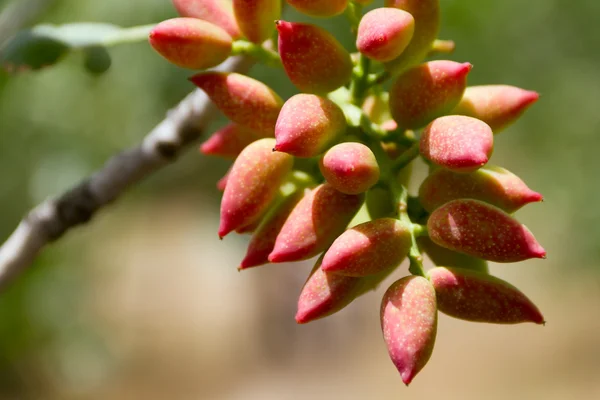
[0,0,599,398]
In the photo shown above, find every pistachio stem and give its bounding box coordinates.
[231,39,282,68]
[391,142,420,173]
[391,180,426,277]
[344,2,363,34]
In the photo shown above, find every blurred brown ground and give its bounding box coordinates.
[18,190,594,400]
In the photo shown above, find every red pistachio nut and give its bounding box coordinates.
[200,123,270,159]
[453,85,540,133]
[427,199,546,262]
[419,165,543,213]
[357,8,415,62]
[295,257,364,324]
[384,0,440,73]
[172,0,241,38]
[381,276,438,385]
[322,218,412,277]
[286,0,348,17]
[297,251,399,324]
[389,60,472,129]
[428,267,545,324]
[269,183,364,263]
[239,190,305,269]
[274,94,346,157]
[190,72,283,135]
[418,236,489,273]
[319,142,380,195]
[219,138,293,238]
[233,0,281,43]
[277,21,353,94]
[420,115,494,173]
[149,18,233,70]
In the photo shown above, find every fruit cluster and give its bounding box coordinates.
[150,0,545,385]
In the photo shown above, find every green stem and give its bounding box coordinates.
[350,54,371,105]
[344,2,363,34]
[391,180,426,277]
[391,142,420,173]
[231,40,282,68]
[412,223,428,237]
[362,127,393,181]
[427,39,456,57]
[360,114,389,140]
[101,24,155,47]
[367,70,391,87]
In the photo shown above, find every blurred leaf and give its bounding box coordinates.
[33,22,122,47]
[0,22,153,74]
[0,30,69,71]
[83,46,112,74]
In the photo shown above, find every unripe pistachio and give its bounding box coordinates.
[296,257,363,324]
[418,237,489,273]
[357,8,415,62]
[274,94,346,157]
[428,267,545,324]
[389,61,472,129]
[269,184,364,263]
[419,165,543,213]
[277,21,353,94]
[287,0,348,17]
[427,199,546,262]
[354,0,374,5]
[453,85,540,133]
[297,250,398,324]
[172,0,241,38]
[233,0,281,44]
[319,143,380,195]
[200,123,269,159]
[219,138,293,238]
[420,115,493,173]
[381,276,437,385]
[239,190,304,269]
[384,0,440,73]
[190,72,283,135]
[322,218,411,277]
[149,18,232,70]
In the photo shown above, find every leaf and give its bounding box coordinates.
[0,30,69,71]
[83,46,112,75]
[0,22,152,74]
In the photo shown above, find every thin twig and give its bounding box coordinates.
[0,55,253,290]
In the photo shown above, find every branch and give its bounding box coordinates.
[0,55,253,289]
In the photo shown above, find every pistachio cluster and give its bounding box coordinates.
[150,0,545,385]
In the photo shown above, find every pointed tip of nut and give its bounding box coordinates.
[401,371,415,386]
[295,311,311,324]
[524,90,540,105]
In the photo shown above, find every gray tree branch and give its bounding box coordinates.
[0,55,253,289]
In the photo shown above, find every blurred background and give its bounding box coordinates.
[0,0,599,398]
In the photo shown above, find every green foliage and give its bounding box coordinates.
[0,22,152,73]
